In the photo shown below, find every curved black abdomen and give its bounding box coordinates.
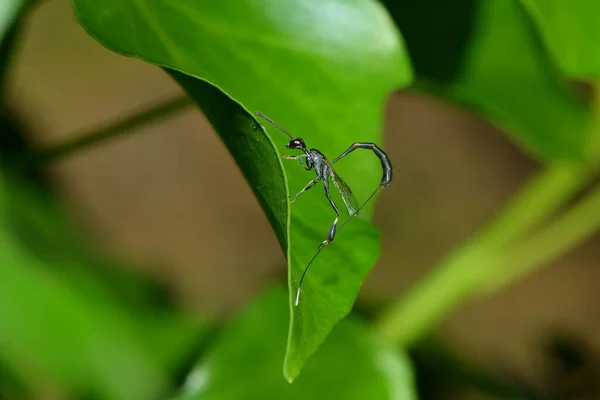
[353,143,393,187]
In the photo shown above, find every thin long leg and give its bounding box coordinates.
[295,175,340,306]
[290,177,320,203]
[295,145,394,306]
[335,185,381,233]
[331,142,393,187]
[322,177,341,242]
[281,154,310,170]
[281,154,304,160]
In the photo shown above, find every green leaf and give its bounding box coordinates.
[520,0,600,79]
[384,0,591,161]
[179,286,417,400]
[0,109,205,374]
[0,172,205,399]
[167,71,288,249]
[0,0,29,95]
[70,0,412,380]
[0,0,24,41]
[0,178,165,399]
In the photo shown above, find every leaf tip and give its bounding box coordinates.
[282,359,299,383]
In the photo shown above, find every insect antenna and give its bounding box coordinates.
[294,183,384,306]
[255,112,294,139]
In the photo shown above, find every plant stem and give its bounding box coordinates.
[376,82,600,347]
[375,162,590,346]
[483,184,600,294]
[25,96,193,165]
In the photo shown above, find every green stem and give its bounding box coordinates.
[376,79,600,347]
[24,96,193,165]
[483,184,600,295]
[375,162,590,346]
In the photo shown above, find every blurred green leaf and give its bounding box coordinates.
[0,358,29,399]
[384,0,591,161]
[0,174,172,400]
[179,286,417,400]
[520,0,600,79]
[0,110,205,378]
[0,0,24,41]
[5,180,172,313]
[0,116,205,397]
[70,0,412,380]
[0,0,30,96]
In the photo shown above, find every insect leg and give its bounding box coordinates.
[290,177,320,203]
[281,154,304,160]
[322,176,341,243]
[331,142,393,187]
[330,143,394,238]
[335,185,381,235]
[294,175,340,306]
[281,154,311,170]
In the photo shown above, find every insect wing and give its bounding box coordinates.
[331,169,359,216]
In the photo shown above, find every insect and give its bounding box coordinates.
[255,112,393,306]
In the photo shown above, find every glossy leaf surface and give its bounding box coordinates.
[520,0,600,79]
[71,0,412,380]
[384,0,590,161]
[179,286,417,400]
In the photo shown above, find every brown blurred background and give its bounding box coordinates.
[7,1,600,397]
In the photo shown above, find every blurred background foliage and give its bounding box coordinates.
[2,0,600,399]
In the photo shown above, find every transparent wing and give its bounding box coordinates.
[330,168,359,216]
